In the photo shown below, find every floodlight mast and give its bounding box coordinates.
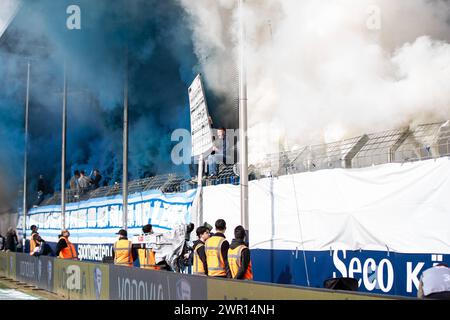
[238,0,249,237]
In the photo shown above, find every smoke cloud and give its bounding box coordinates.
[2,0,450,211]
[0,0,200,211]
[179,0,450,163]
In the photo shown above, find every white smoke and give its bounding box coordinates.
[0,0,20,38]
[180,0,450,163]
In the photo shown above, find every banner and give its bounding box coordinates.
[206,277,389,300]
[23,189,196,250]
[189,74,214,157]
[109,265,207,300]
[0,251,16,278]
[15,254,54,292]
[53,259,109,300]
[19,157,450,297]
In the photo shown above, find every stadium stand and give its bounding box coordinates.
[37,121,450,207]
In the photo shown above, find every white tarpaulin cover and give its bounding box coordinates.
[202,157,450,254]
[20,158,450,255]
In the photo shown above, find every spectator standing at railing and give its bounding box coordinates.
[91,169,102,189]
[36,174,46,206]
[207,128,227,178]
[70,170,80,190]
[78,170,92,191]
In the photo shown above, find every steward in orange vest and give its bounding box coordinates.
[205,219,231,278]
[56,229,78,259]
[138,248,160,270]
[228,226,253,280]
[29,225,39,255]
[113,229,136,267]
[137,224,161,270]
[192,226,210,276]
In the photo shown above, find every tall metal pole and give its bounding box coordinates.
[22,61,30,252]
[61,62,67,230]
[122,56,129,230]
[239,0,249,235]
[197,154,204,226]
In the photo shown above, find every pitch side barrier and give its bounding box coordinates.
[0,252,404,300]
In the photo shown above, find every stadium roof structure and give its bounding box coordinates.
[37,120,450,207]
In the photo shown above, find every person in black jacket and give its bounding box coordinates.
[91,169,102,189]
[192,226,210,275]
[205,219,232,278]
[4,228,19,252]
[36,174,46,206]
[229,225,252,280]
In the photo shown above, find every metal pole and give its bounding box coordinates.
[22,61,30,252]
[238,0,249,235]
[122,57,129,230]
[61,62,67,230]
[197,154,204,226]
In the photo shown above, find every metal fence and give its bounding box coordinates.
[253,121,450,177]
[38,120,450,207]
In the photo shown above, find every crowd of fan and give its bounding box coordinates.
[34,169,104,207]
[69,169,103,192]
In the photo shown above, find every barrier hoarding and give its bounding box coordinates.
[54,258,109,300]
[2,253,398,300]
[0,252,16,278]
[206,278,391,300]
[109,265,207,300]
[15,254,54,291]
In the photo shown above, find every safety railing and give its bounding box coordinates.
[33,121,450,207]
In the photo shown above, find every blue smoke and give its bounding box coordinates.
[0,0,230,210]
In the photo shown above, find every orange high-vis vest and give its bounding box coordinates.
[228,245,253,280]
[138,248,160,270]
[29,233,38,256]
[58,237,78,259]
[114,239,133,266]
[193,242,206,275]
[205,236,226,277]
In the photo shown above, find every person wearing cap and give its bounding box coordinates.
[29,225,40,255]
[137,224,160,270]
[56,229,78,259]
[113,229,137,267]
